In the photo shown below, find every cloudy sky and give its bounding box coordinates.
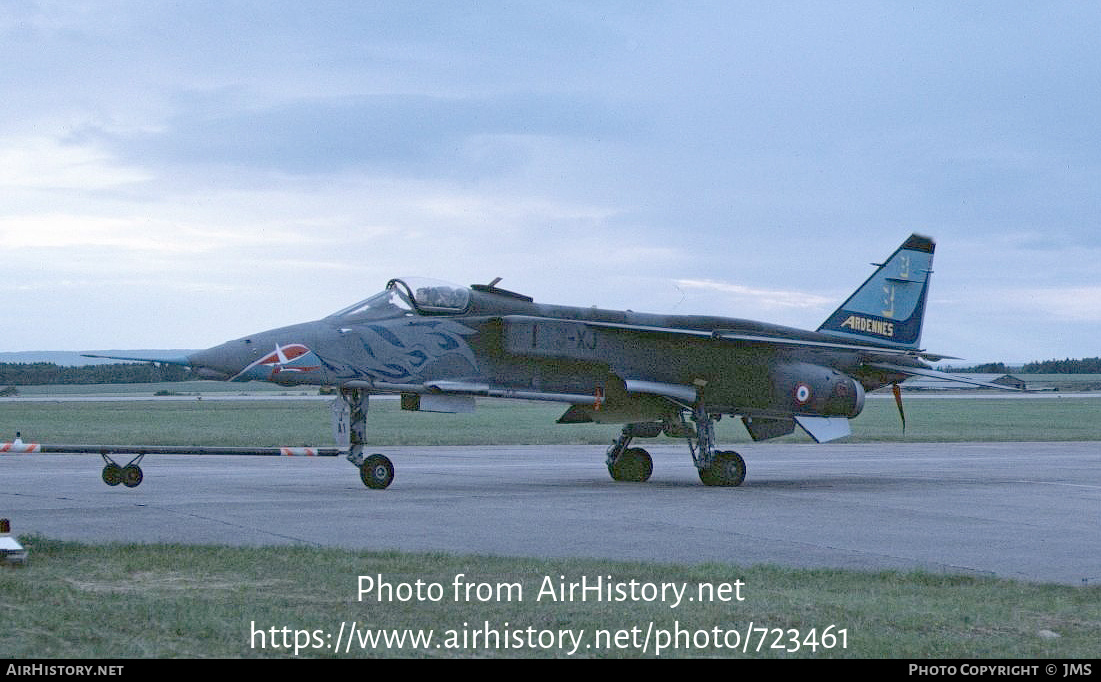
[3,1,1100,364]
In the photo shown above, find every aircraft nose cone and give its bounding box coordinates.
[187,340,260,381]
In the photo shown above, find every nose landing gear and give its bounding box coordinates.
[359,453,395,489]
[340,387,396,490]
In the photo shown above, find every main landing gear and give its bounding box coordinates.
[605,408,746,487]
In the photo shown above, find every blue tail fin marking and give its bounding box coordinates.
[817,234,935,350]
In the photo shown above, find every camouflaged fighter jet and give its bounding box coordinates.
[89,234,1013,489]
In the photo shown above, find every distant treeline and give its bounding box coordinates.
[1019,357,1101,374]
[949,358,1101,374]
[0,362,191,386]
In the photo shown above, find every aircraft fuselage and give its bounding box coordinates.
[187,280,913,429]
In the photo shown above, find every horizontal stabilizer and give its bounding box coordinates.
[868,363,1026,391]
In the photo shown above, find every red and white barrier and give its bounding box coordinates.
[0,438,40,454]
[279,447,319,456]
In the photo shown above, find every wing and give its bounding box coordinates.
[500,314,945,361]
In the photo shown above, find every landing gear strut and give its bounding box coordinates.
[340,387,395,489]
[606,423,659,482]
[605,408,747,486]
[688,409,746,487]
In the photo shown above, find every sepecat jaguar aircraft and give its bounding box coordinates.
[88,234,1012,489]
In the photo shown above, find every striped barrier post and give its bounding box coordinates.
[0,438,40,454]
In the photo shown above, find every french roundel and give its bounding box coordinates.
[794,383,812,405]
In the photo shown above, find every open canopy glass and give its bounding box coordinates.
[327,278,470,322]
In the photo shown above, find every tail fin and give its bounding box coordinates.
[817,234,935,350]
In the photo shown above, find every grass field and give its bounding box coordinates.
[3,385,1100,659]
[2,538,1098,659]
[4,386,1101,447]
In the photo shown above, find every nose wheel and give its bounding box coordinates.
[341,387,396,489]
[359,453,395,489]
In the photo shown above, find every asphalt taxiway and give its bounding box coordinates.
[3,442,1099,585]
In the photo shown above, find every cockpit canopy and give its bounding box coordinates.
[327,278,470,322]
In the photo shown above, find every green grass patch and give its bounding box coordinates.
[2,537,1096,658]
[4,394,1101,447]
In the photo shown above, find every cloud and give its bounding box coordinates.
[91,92,637,179]
[0,214,195,252]
[3,2,1101,360]
[1019,287,1101,323]
[674,279,836,311]
[0,136,150,190]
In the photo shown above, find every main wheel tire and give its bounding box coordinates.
[360,454,395,489]
[698,450,746,487]
[608,447,653,483]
